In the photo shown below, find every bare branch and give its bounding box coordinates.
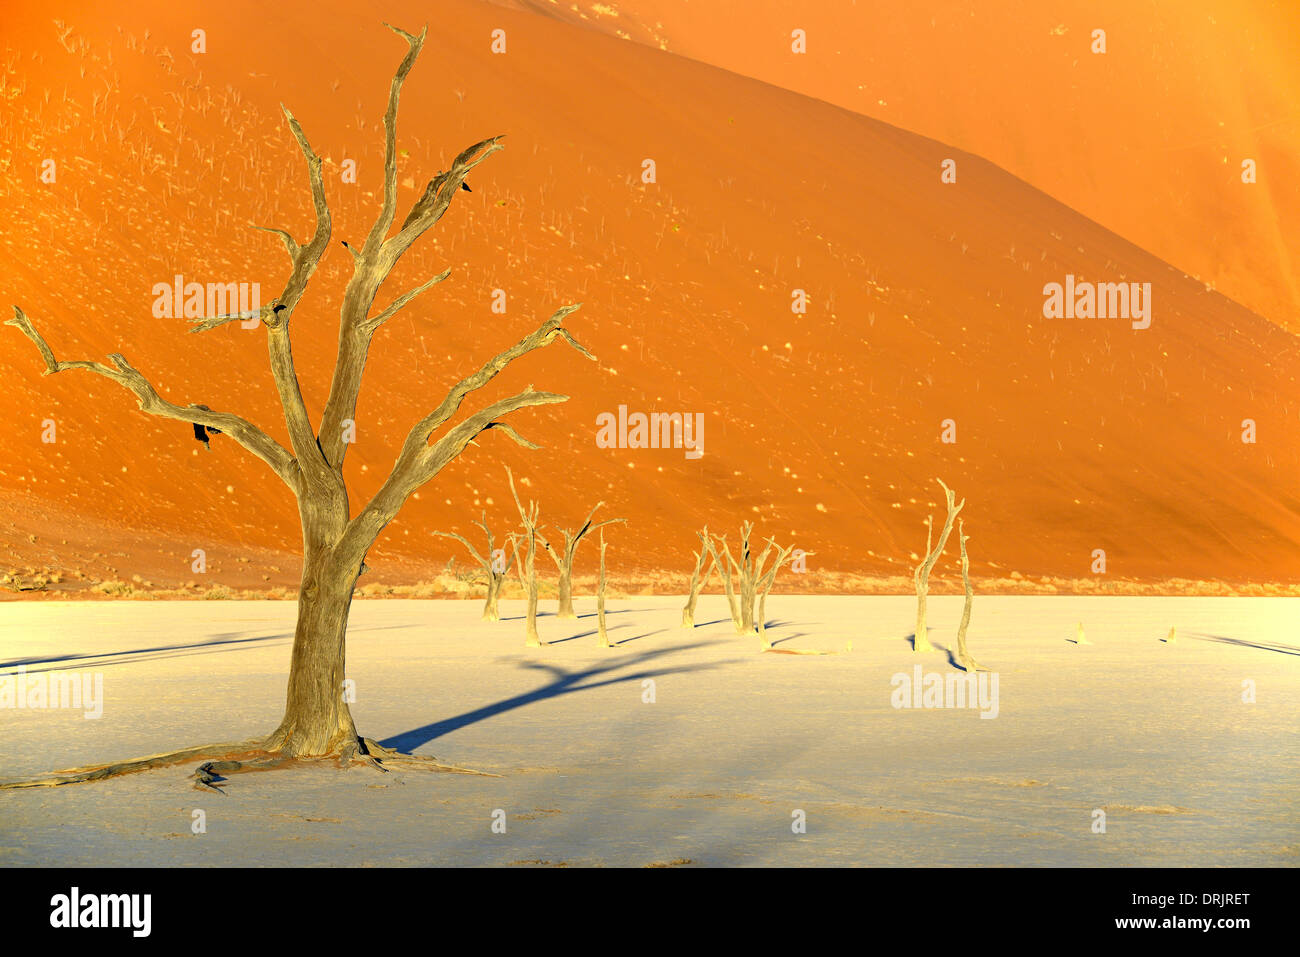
[387,136,504,262]
[432,530,488,569]
[413,304,589,442]
[480,421,541,449]
[367,268,451,330]
[7,307,297,487]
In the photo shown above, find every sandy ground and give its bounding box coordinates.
[1,596,1295,866]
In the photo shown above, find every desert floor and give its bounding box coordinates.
[1,596,1296,866]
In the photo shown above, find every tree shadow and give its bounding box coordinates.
[576,609,638,619]
[618,627,669,645]
[692,618,733,628]
[551,623,632,644]
[379,643,720,752]
[770,632,807,647]
[0,631,293,674]
[1186,633,1300,656]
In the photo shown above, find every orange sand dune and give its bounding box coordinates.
[0,0,1297,593]
[498,0,1300,331]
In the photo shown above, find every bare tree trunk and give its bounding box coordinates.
[596,530,612,647]
[754,541,801,651]
[953,520,984,672]
[265,555,359,756]
[506,469,546,648]
[913,478,964,653]
[556,568,575,619]
[703,532,744,631]
[681,527,714,628]
[525,571,541,647]
[484,572,505,621]
[756,591,772,650]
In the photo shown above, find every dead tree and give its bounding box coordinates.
[952,520,985,672]
[913,478,964,653]
[595,528,613,647]
[1,24,593,790]
[539,502,625,619]
[433,510,506,621]
[703,523,794,642]
[506,468,545,648]
[680,526,715,628]
[754,542,808,651]
[702,529,745,632]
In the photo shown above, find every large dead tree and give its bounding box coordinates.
[506,468,545,648]
[433,511,507,621]
[913,478,964,654]
[1,24,593,790]
[538,502,624,619]
[680,526,715,628]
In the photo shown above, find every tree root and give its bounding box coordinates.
[0,734,498,792]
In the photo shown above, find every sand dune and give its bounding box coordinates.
[1,0,1297,593]
[501,0,1300,330]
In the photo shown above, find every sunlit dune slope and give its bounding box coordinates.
[1,0,1297,591]
[498,0,1300,331]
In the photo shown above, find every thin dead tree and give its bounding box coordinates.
[595,528,613,648]
[506,468,545,648]
[913,478,964,653]
[701,529,745,632]
[754,542,809,651]
[680,525,715,628]
[952,520,985,672]
[433,510,506,621]
[2,23,594,790]
[538,502,625,619]
[703,523,793,641]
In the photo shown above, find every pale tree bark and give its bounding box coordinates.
[595,529,613,648]
[701,532,743,631]
[952,520,985,672]
[681,526,715,628]
[434,510,507,621]
[538,502,625,619]
[2,22,592,790]
[913,478,964,653]
[506,469,545,648]
[703,523,791,640]
[754,541,810,651]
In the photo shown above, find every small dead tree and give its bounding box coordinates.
[703,523,796,643]
[754,542,809,651]
[2,23,594,790]
[433,510,506,621]
[538,502,625,619]
[913,478,964,653]
[595,529,613,647]
[681,526,716,628]
[506,468,545,648]
[952,520,985,672]
[702,527,749,632]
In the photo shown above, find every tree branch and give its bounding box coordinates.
[7,308,297,488]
